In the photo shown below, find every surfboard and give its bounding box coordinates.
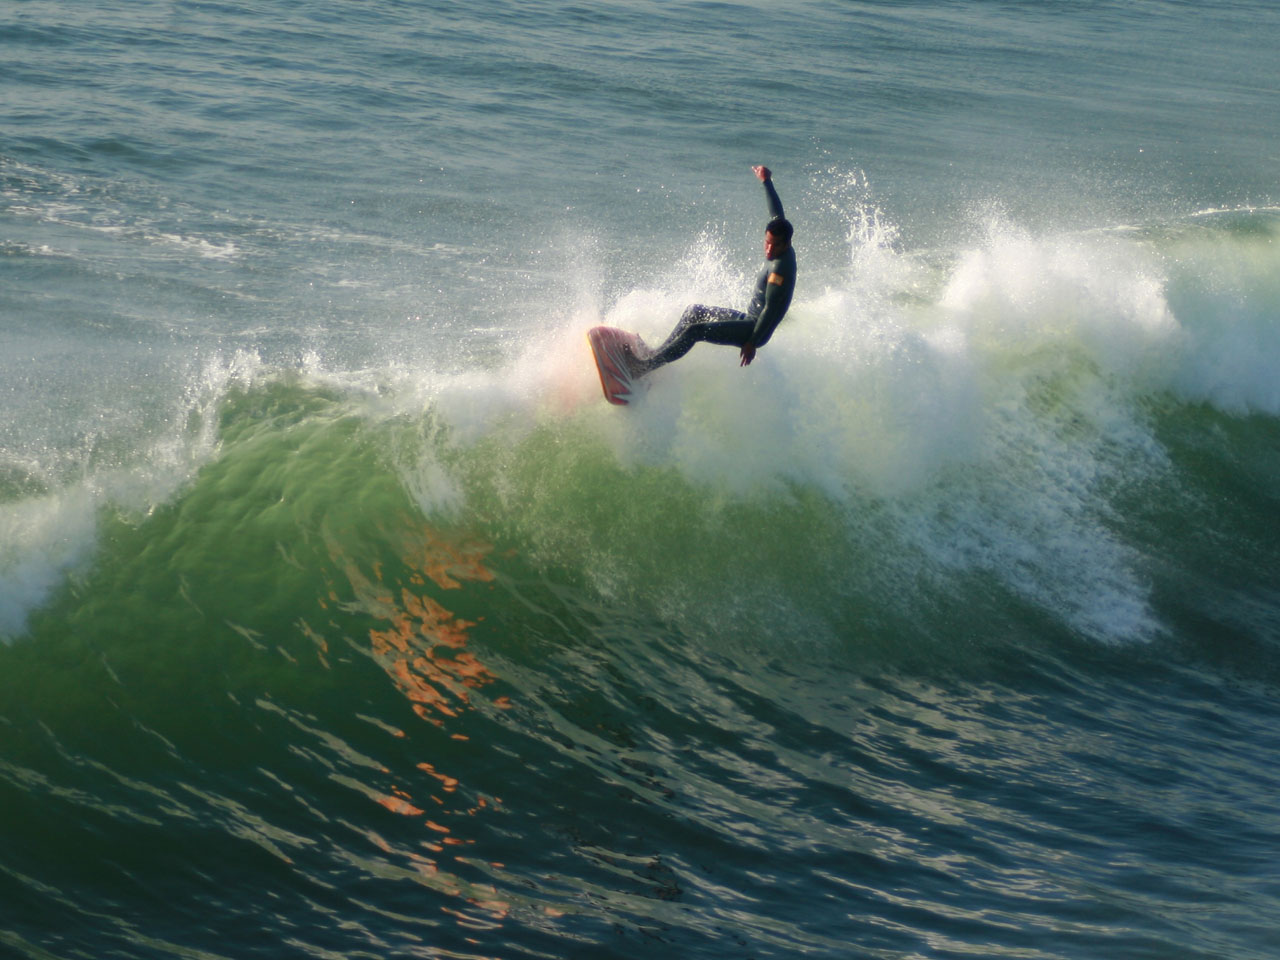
[587,326,651,405]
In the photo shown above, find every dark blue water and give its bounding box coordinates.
[3,2,1280,957]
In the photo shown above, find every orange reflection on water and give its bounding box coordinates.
[370,589,495,726]
[418,761,460,792]
[376,794,426,817]
[326,521,513,933]
[332,524,503,727]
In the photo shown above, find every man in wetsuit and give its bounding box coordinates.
[642,165,796,371]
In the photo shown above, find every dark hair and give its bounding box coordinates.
[766,217,793,244]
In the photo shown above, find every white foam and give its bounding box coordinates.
[155,232,240,260]
[0,488,97,639]
[1163,218,1280,414]
[0,349,258,639]
[391,200,1278,644]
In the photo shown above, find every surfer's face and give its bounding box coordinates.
[764,229,786,260]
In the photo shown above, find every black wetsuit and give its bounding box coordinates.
[645,177,796,370]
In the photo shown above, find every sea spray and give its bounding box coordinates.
[393,204,1280,647]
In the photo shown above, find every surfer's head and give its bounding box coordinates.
[764,217,793,259]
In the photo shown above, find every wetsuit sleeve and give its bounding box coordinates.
[763,177,785,220]
[749,277,789,347]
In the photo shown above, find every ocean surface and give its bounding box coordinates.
[3,1,1280,957]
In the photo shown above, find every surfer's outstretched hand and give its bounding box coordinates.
[752,165,771,182]
[739,343,756,366]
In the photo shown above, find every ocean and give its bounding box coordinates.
[3,1,1280,957]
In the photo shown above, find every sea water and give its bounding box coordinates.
[3,2,1280,957]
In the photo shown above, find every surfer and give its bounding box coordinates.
[642,165,796,371]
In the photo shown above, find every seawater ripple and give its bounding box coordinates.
[3,380,1277,957]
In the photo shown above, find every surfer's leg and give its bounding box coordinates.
[644,305,753,370]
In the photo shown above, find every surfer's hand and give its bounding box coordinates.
[740,343,756,366]
[752,165,771,182]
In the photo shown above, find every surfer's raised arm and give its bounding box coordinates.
[753,165,785,221]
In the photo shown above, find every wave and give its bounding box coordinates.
[3,206,1279,656]
[2,197,1278,960]
[400,202,1280,647]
